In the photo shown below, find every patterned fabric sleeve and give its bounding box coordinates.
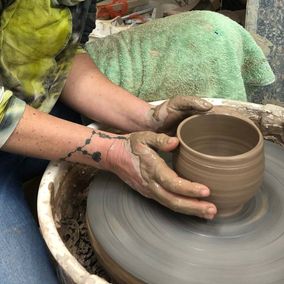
[51,0,85,6]
[51,0,96,44]
[0,0,95,148]
[0,87,26,148]
[0,0,15,13]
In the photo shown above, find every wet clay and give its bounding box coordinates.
[149,96,212,133]
[128,131,215,218]
[210,103,284,147]
[86,141,284,284]
[52,165,113,282]
[127,131,174,198]
[174,113,264,217]
[149,98,283,144]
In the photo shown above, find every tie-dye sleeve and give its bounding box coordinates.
[0,1,15,13]
[0,87,26,148]
[51,0,85,7]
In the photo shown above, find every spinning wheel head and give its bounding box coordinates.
[87,142,284,284]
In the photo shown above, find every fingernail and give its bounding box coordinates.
[201,188,210,196]
[207,207,217,215]
[201,101,212,108]
[168,137,177,144]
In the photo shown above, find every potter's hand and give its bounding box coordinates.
[108,131,217,219]
[148,96,213,134]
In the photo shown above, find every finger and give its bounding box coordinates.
[168,96,213,112]
[150,182,217,219]
[135,132,179,152]
[132,132,210,197]
[153,159,210,197]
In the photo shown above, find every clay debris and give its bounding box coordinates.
[58,186,113,283]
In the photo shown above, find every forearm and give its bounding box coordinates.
[62,53,152,132]
[2,105,124,169]
[2,103,217,219]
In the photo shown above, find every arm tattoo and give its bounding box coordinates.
[61,130,127,163]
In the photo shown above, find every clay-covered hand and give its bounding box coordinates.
[148,96,213,134]
[107,131,217,219]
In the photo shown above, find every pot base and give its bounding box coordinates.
[217,204,244,218]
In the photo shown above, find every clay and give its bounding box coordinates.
[148,96,213,133]
[128,131,216,218]
[174,113,264,217]
[86,141,284,284]
[209,103,284,147]
[52,165,113,282]
[59,188,112,283]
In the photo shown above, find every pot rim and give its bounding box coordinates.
[176,113,264,161]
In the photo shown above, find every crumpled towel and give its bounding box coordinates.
[85,11,275,102]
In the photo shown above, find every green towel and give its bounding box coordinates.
[85,11,275,102]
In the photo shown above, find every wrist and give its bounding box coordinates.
[65,129,128,171]
[103,134,131,173]
[145,101,169,132]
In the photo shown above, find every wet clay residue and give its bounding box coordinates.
[149,96,212,133]
[210,103,284,147]
[128,131,215,218]
[54,165,113,283]
[59,190,111,280]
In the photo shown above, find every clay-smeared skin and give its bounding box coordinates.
[60,96,216,219]
[111,131,217,219]
[61,96,216,219]
[149,96,213,134]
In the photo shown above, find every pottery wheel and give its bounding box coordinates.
[87,141,284,284]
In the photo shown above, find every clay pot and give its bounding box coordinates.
[174,113,264,217]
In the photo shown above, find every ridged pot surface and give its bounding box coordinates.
[175,114,264,217]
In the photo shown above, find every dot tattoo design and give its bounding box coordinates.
[61,130,126,162]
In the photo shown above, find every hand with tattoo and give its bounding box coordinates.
[107,131,217,219]
[148,96,213,134]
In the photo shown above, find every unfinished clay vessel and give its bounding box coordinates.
[174,113,264,217]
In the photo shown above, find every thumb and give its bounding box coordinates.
[168,96,213,112]
[141,132,179,152]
